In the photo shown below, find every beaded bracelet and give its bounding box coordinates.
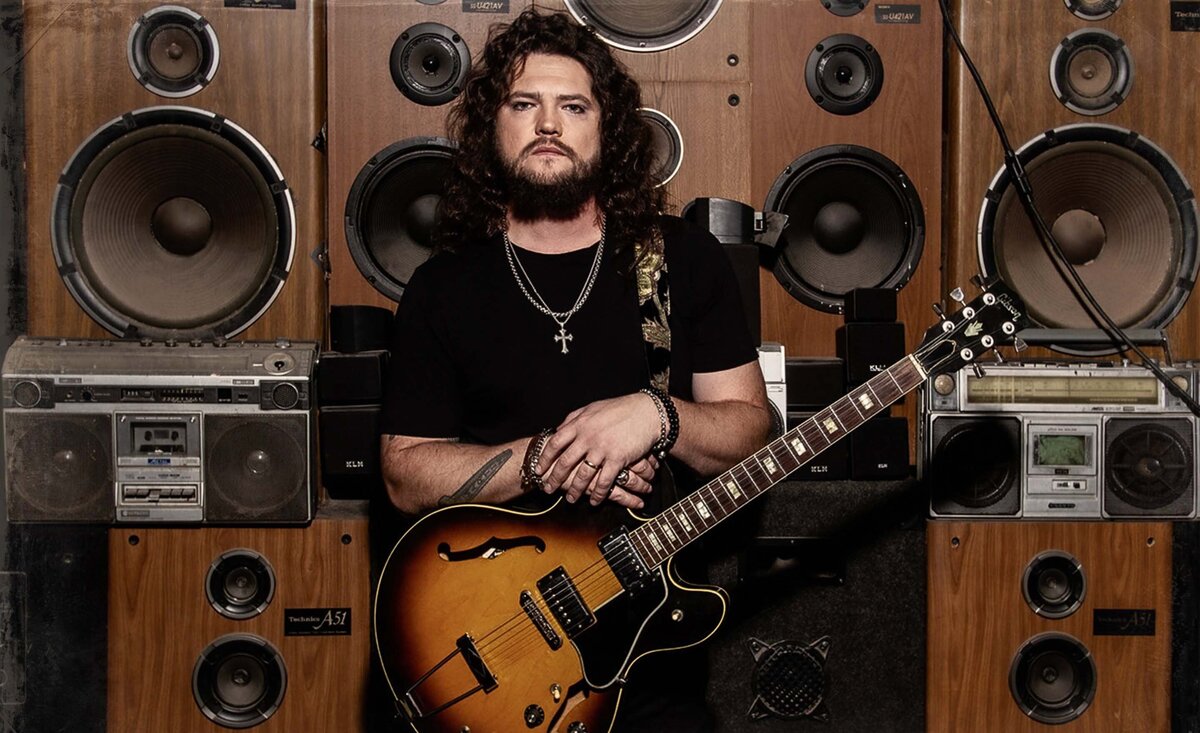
[639,386,679,459]
[520,428,555,492]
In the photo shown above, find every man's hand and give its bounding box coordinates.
[538,393,661,505]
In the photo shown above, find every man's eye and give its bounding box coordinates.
[565,104,585,114]
[511,101,533,111]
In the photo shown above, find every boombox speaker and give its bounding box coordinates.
[2,337,317,524]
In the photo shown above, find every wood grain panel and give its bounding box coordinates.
[946,0,1200,360]
[927,521,1172,732]
[108,518,372,732]
[23,0,325,342]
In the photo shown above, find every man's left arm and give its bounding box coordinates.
[670,360,772,477]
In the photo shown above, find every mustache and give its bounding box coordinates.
[521,137,578,160]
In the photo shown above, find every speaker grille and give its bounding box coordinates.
[389,23,470,106]
[980,125,1198,338]
[928,416,1021,517]
[1050,30,1133,116]
[1103,417,1196,517]
[203,414,311,524]
[127,5,220,98]
[52,107,295,340]
[4,412,114,522]
[766,145,924,313]
[344,137,456,302]
[564,0,723,52]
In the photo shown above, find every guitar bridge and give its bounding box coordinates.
[536,567,594,638]
[598,527,656,595]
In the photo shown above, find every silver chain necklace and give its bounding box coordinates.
[503,222,605,355]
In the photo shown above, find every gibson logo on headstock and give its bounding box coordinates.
[996,292,1022,320]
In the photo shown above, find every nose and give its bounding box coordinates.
[535,106,561,136]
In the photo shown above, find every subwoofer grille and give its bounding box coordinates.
[564,0,723,52]
[203,414,310,524]
[52,107,295,341]
[979,125,1198,336]
[1103,417,1196,517]
[927,416,1021,517]
[766,145,924,313]
[344,137,456,302]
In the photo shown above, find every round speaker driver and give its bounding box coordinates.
[564,0,724,53]
[127,5,220,98]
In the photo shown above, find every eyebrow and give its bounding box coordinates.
[508,91,595,106]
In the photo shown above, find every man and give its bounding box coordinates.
[379,8,770,730]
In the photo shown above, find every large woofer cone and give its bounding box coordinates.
[389,23,470,106]
[1009,633,1097,725]
[1064,0,1122,21]
[1022,551,1086,619]
[805,34,883,115]
[564,0,724,52]
[345,137,456,302]
[51,106,295,341]
[127,5,219,98]
[193,634,286,729]
[206,549,276,620]
[765,145,923,313]
[205,416,308,522]
[979,125,1198,342]
[1104,417,1195,516]
[1050,29,1133,116]
[928,416,1021,516]
[639,107,683,187]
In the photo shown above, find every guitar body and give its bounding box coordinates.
[374,499,727,733]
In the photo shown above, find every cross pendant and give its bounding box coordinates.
[554,326,573,354]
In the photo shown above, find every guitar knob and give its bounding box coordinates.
[567,723,589,733]
[524,704,545,728]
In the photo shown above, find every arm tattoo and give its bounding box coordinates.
[437,449,513,507]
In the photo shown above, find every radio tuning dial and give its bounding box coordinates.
[1172,376,1189,394]
[933,374,956,396]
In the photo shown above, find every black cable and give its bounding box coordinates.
[937,0,1200,417]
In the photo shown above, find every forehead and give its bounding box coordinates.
[509,53,594,95]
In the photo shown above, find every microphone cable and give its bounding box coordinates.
[936,0,1200,417]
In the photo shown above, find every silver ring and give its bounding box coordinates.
[615,468,631,487]
[582,458,599,470]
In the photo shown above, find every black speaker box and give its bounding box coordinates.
[850,416,910,480]
[785,411,849,480]
[784,358,844,410]
[702,479,925,731]
[329,305,395,354]
[837,321,906,389]
[844,287,898,323]
[319,404,383,501]
[317,350,389,406]
[724,243,762,347]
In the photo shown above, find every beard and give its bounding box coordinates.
[500,138,603,222]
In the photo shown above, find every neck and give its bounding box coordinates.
[505,200,602,254]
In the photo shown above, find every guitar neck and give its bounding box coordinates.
[628,354,928,567]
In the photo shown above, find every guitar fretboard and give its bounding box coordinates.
[627,355,927,568]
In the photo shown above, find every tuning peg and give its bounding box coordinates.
[993,351,1006,364]
[949,287,965,304]
[932,302,947,320]
[970,274,986,291]
[1013,337,1028,352]
[971,363,985,379]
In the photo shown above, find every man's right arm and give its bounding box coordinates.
[380,434,533,515]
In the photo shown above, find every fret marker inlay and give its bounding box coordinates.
[858,392,875,410]
[723,479,742,500]
[764,456,778,474]
[660,523,677,544]
[823,417,839,434]
[694,498,712,520]
[789,437,808,456]
[647,532,663,553]
[676,509,693,532]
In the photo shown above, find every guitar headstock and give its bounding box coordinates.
[915,277,1027,375]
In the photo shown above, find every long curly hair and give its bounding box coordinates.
[435,9,663,266]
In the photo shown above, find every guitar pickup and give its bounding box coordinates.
[536,567,594,639]
[598,527,657,595]
[521,590,562,650]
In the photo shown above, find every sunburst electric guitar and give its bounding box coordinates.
[374,280,1027,733]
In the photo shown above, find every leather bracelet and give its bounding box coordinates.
[520,428,555,492]
[640,387,679,459]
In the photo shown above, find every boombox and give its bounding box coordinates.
[920,362,1198,520]
[2,337,318,525]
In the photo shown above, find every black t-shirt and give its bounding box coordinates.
[380,215,756,449]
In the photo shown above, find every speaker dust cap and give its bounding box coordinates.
[564,0,724,52]
[50,106,296,341]
[128,5,220,98]
[978,124,1199,340]
[390,23,470,106]
[345,137,457,302]
[1050,29,1133,116]
[765,145,924,313]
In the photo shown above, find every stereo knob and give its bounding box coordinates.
[567,722,588,733]
[270,383,300,410]
[12,380,42,408]
[933,373,956,396]
[523,704,544,728]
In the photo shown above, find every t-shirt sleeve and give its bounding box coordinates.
[675,222,758,374]
[378,261,463,438]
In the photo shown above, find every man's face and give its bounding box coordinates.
[496,52,601,188]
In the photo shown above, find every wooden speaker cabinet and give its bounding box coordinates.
[107,518,372,731]
[946,1,1200,359]
[21,0,325,342]
[928,521,1172,732]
